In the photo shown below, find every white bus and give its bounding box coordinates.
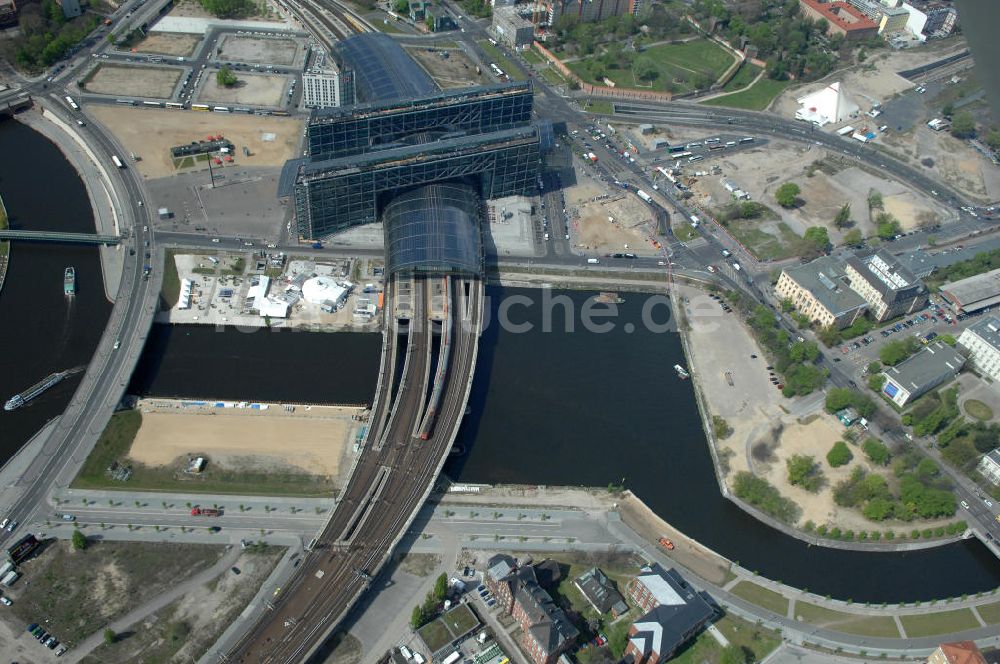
[111,155,125,168]
[143,101,162,107]
[64,96,79,110]
[213,106,230,113]
[165,102,184,109]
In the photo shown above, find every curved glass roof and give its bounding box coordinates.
[384,183,483,275]
[337,34,436,103]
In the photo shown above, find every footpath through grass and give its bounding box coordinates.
[72,410,339,497]
[668,614,781,664]
[702,77,790,111]
[11,540,224,644]
[793,602,900,638]
[978,600,1000,625]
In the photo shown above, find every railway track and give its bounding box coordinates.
[286,0,372,48]
[226,275,483,663]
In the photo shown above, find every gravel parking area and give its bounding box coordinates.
[218,35,300,66]
[132,32,202,57]
[198,72,289,107]
[84,63,182,99]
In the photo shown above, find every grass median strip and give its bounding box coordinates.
[899,608,980,637]
[793,602,900,638]
[977,601,1000,625]
[729,580,789,616]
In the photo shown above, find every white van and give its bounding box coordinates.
[399,646,413,660]
[587,258,600,264]
[412,654,426,664]
[733,262,741,271]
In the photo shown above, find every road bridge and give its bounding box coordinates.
[0,229,121,244]
[222,273,484,663]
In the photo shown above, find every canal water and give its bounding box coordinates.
[132,287,1000,602]
[0,119,111,464]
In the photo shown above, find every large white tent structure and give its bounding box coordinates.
[795,82,859,127]
[302,276,350,308]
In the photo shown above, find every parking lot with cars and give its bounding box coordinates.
[831,298,980,375]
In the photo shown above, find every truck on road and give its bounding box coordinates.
[191,507,222,517]
[636,189,652,203]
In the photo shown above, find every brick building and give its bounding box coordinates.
[798,0,879,39]
[485,554,578,664]
[624,564,715,664]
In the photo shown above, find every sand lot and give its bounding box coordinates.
[133,32,202,57]
[690,141,947,244]
[198,73,289,107]
[407,47,486,89]
[89,105,303,179]
[84,63,181,99]
[130,404,364,476]
[218,35,299,66]
[882,125,1000,201]
[565,173,660,254]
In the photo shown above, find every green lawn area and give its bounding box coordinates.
[669,614,781,664]
[793,602,900,638]
[477,40,527,81]
[729,581,789,616]
[702,76,791,111]
[963,399,993,421]
[978,601,1000,625]
[722,62,762,92]
[72,410,339,497]
[568,39,732,94]
[583,99,614,115]
[673,222,700,242]
[727,221,802,261]
[899,608,980,637]
[539,66,566,86]
[174,156,195,169]
[521,48,544,65]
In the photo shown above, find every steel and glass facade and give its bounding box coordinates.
[306,82,534,161]
[294,125,541,239]
[288,33,545,274]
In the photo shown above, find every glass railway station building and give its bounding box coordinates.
[281,33,551,276]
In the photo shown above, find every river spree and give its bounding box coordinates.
[135,287,1000,602]
[0,119,111,464]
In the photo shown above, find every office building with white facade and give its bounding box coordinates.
[958,316,1000,382]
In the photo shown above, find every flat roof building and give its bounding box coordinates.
[493,6,535,49]
[940,268,1000,314]
[302,51,347,110]
[957,316,1000,382]
[844,249,927,322]
[776,255,868,329]
[880,340,965,407]
[625,564,714,664]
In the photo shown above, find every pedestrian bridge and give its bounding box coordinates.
[0,230,120,245]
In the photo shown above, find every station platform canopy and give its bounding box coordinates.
[336,33,437,103]
[384,182,483,276]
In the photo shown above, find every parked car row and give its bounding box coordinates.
[25,623,67,656]
[476,584,496,608]
[707,292,732,314]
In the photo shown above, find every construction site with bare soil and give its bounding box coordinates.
[88,105,303,179]
[563,162,663,256]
